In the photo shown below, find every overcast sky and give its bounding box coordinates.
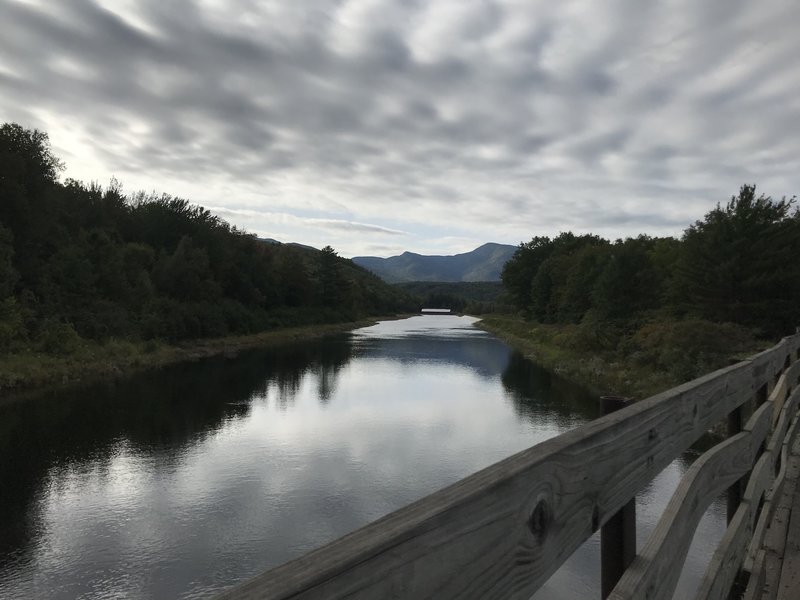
[1,0,798,257]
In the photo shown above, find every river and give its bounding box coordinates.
[0,315,725,599]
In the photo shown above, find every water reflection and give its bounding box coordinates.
[502,351,601,426]
[0,341,353,574]
[0,316,724,600]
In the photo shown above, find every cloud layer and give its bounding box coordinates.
[1,0,798,256]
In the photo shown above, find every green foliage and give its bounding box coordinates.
[629,319,755,382]
[36,320,83,355]
[480,314,759,399]
[674,185,800,336]
[0,122,416,353]
[0,224,19,298]
[0,298,26,351]
[0,123,63,193]
[503,185,799,341]
[501,236,553,309]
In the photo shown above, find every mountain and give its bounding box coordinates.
[352,243,517,283]
[258,237,318,252]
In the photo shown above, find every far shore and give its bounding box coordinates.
[0,315,412,399]
[479,315,691,400]
[476,314,769,402]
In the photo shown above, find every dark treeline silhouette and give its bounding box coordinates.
[395,281,509,314]
[501,185,800,381]
[0,123,415,352]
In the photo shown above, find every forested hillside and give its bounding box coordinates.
[0,123,414,354]
[499,185,800,382]
[352,243,516,283]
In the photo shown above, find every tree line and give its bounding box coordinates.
[502,185,800,336]
[501,185,800,380]
[394,281,509,314]
[0,123,414,354]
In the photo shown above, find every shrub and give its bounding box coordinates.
[36,319,83,355]
[630,319,756,382]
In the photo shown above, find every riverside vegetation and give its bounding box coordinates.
[0,123,416,390]
[3,122,798,397]
[488,184,800,398]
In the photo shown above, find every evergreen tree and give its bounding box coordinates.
[675,185,800,335]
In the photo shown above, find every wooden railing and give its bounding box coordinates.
[215,333,800,600]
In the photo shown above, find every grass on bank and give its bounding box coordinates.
[478,314,770,400]
[0,318,391,394]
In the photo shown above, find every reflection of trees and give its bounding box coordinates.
[316,363,339,405]
[501,351,599,423]
[264,335,353,409]
[0,335,354,569]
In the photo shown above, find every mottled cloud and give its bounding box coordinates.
[210,207,408,237]
[1,0,798,256]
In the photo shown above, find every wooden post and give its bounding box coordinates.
[726,406,743,524]
[600,396,636,599]
[727,385,767,524]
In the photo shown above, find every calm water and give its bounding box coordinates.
[0,316,725,599]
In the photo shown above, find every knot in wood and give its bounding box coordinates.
[528,498,551,543]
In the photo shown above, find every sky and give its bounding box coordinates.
[1,0,798,258]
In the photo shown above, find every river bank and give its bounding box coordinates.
[0,317,406,396]
[476,314,767,400]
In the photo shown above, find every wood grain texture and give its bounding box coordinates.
[776,437,800,600]
[743,549,768,600]
[609,403,772,600]
[213,335,800,600]
[787,359,800,388]
[744,428,800,600]
[695,503,752,600]
[770,369,791,427]
[697,447,777,600]
[745,385,800,572]
[753,435,800,600]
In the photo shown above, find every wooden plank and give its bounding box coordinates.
[746,413,800,572]
[749,340,792,393]
[745,396,778,439]
[741,449,778,567]
[787,359,800,389]
[770,370,791,427]
[609,405,772,600]
[743,400,800,571]
[747,431,800,599]
[599,396,637,599]
[743,549,768,600]
[215,360,761,600]
[768,387,800,479]
[696,448,776,600]
[746,451,788,572]
[763,551,784,600]
[746,451,778,511]
[775,436,800,600]
[695,503,752,600]
[776,510,800,599]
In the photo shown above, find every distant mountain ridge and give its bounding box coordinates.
[352,243,517,283]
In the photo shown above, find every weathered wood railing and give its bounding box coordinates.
[216,333,800,600]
